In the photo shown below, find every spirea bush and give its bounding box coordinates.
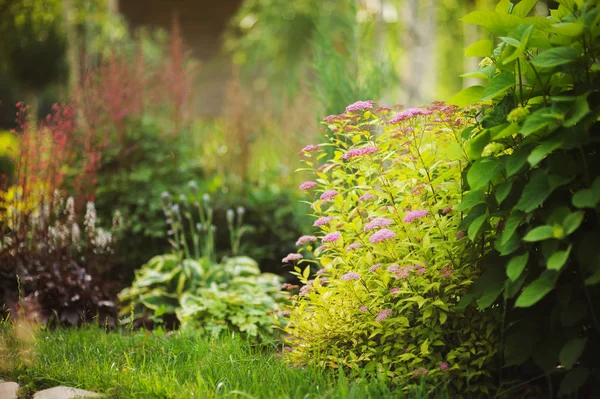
[281,102,499,395]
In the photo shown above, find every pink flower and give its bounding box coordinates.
[395,266,412,279]
[320,190,339,201]
[282,253,303,263]
[415,265,426,275]
[283,346,293,353]
[314,216,334,226]
[391,287,400,296]
[440,267,453,278]
[346,243,362,252]
[369,263,382,272]
[316,268,327,276]
[387,264,400,273]
[369,228,396,243]
[322,231,341,242]
[299,280,314,296]
[340,272,361,281]
[317,163,332,172]
[299,144,320,154]
[299,181,317,190]
[376,309,392,322]
[390,108,433,124]
[363,217,393,231]
[341,147,380,160]
[359,306,368,312]
[442,206,453,215]
[296,235,317,246]
[440,362,448,371]
[315,245,328,253]
[345,100,375,113]
[279,311,291,317]
[403,210,428,223]
[359,193,374,201]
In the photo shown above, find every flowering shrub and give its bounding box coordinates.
[282,102,499,395]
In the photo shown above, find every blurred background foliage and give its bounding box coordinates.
[0,0,551,283]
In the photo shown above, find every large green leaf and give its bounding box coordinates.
[528,137,563,167]
[530,46,580,68]
[563,211,585,235]
[448,86,485,107]
[523,225,555,241]
[560,338,587,369]
[515,171,552,212]
[462,10,524,36]
[465,39,493,57]
[468,158,503,190]
[456,189,486,212]
[507,252,529,281]
[512,0,538,17]
[547,245,572,271]
[506,145,531,176]
[558,368,590,396]
[482,71,516,100]
[515,271,557,307]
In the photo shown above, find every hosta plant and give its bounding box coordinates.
[118,183,287,340]
[282,102,499,395]
[451,0,600,396]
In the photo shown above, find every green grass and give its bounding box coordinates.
[0,324,442,399]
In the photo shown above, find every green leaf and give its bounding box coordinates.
[523,225,554,242]
[528,138,563,167]
[550,22,584,37]
[548,245,572,271]
[515,271,556,307]
[573,190,600,208]
[465,39,493,57]
[502,212,524,244]
[515,171,551,213]
[564,96,590,127]
[506,145,531,177]
[560,338,587,369]
[521,108,560,136]
[468,158,503,190]
[456,189,486,212]
[530,46,580,68]
[558,368,589,396]
[492,122,519,140]
[563,211,585,235]
[507,253,529,281]
[496,180,513,205]
[462,10,524,35]
[482,71,515,101]
[448,86,485,107]
[512,0,538,17]
[468,214,488,240]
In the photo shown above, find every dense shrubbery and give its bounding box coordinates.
[449,0,600,396]
[118,185,287,340]
[282,102,499,395]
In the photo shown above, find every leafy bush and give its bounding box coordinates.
[451,1,600,396]
[0,190,121,326]
[118,185,287,340]
[282,102,499,395]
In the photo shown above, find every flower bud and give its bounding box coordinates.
[226,209,235,224]
[203,193,210,204]
[188,181,199,195]
[236,206,245,216]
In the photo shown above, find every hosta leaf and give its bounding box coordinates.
[515,271,556,307]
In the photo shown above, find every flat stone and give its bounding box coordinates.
[0,381,20,399]
[33,386,101,399]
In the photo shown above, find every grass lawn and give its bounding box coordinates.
[0,323,446,398]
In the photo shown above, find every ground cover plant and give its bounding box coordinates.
[119,185,287,340]
[282,102,500,396]
[0,321,439,399]
[449,0,600,396]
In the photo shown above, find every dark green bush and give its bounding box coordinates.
[451,1,600,396]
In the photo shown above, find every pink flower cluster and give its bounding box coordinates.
[299,144,320,154]
[317,163,332,172]
[369,228,396,243]
[322,231,341,242]
[376,309,392,322]
[389,108,433,124]
[299,181,317,190]
[320,190,339,201]
[369,263,382,272]
[341,146,380,160]
[340,272,361,281]
[299,280,314,296]
[413,367,428,377]
[359,193,374,201]
[282,253,303,263]
[403,210,428,223]
[440,267,453,278]
[314,216,334,226]
[346,243,362,252]
[359,306,368,312]
[345,100,375,113]
[363,217,393,231]
[316,268,327,276]
[390,287,400,296]
[296,235,317,246]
